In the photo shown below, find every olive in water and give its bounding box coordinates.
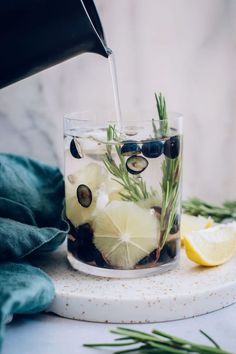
[67,223,94,261]
[159,240,179,262]
[77,184,92,208]
[68,223,95,262]
[164,136,180,159]
[70,138,82,159]
[170,215,180,234]
[138,250,156,265]
[166,239,179,258]
[67,221,107,266]
[142,140,163,158]
[126,156,148,175]
[121,141,141,156]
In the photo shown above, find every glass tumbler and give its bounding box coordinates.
[64,112,183,278]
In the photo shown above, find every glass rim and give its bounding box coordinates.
[64,110,183,123]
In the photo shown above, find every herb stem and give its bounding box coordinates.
[84,327,231,354]
[182,198,236,223]
[154,93,182,250]
[104,125,159,203]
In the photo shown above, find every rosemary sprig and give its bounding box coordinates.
[154,92,169,137]
[104,125,157,202]
[160,156,181,249]
[155,93,181,249]
[84,327,231,354]
[182,198,236,223]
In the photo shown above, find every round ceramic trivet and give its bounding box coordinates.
[33,245,236,323]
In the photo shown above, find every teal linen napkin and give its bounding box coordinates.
[0,263,55,352]
[0,154,69,352]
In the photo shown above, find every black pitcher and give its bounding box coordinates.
[0,0,109,89]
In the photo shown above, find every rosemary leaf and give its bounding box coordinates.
[155,92,169,137]
[104,125,157,203]
[182,198,236,223]
[84,327,231,354]
[154,93,181,249]
[199,330,220,349]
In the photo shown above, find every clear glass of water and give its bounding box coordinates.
[64,111,183,278]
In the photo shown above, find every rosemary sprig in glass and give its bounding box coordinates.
[104,125,157,203]
[154,92,169,137]
[154,93,182,249]
[84,327,231,354]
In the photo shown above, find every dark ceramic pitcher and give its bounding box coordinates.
[0,0,109,88]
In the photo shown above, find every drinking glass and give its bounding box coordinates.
[64,111,183,278]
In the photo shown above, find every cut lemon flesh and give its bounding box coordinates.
[65,195,96,226]
[65,162,108,200]
[65,162,125,226]
[181,214,214,245]
[184,223,236,266]
[93,201,160,269]
[65,163,109,226]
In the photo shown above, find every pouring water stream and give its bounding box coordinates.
[107,49,123,133]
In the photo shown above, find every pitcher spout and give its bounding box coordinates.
[0,0,110,89]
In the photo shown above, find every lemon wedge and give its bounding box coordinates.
[181,214,214,245]
[184,223,236,266]
[93,201,160,269]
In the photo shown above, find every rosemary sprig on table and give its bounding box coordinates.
[183,198,236,223]
[104,125,157,202]
[155,93,182,249]
[84,327,231,354]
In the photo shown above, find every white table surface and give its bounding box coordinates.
[2,303,236,354]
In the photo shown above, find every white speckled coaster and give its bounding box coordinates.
[33,245,236,323]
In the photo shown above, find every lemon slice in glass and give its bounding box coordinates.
[65,163,109,226]
[66,163,108,199]
[184,223,236,266]
[93,201,160,269]
[181,214,214,245]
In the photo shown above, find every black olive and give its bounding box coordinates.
[93,248,107,267]
[137,250,156,265]
[67,223,96,263]
[159,239,180,262]
[170,215,180,234]
[67,236,77,254]
[70,138,82,159]
[126,156,148,175]
[158,246,170,263]
[67,222,107,266]
[77,184,92,208]
[166,239,180,258]
[142,140,163,158]
[74,223,93,245]
[67,223,93,261]
[121,141,141,156]
[164,136,180,159]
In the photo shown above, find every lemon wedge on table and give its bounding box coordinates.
[181,214,214,245]
[184,223,236,266]
[93,201,160,269]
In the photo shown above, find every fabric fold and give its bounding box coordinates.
[0,262,55,352]
[0,154,69,353]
